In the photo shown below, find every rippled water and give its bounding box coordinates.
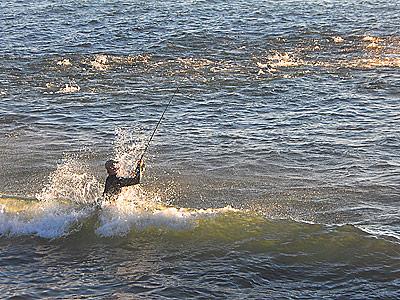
[1,0,399,298]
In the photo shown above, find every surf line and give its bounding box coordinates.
[139,87,179,161]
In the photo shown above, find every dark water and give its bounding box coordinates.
[1,0,399,298]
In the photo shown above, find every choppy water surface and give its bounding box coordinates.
[0,0,399,298]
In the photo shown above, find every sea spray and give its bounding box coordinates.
[112,127,148,177]
[37,153,102,205]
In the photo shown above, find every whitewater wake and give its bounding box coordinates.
[0,194,239,239]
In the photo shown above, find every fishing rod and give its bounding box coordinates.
[139,88,179,162]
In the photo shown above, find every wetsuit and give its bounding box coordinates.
[103,165,141,201]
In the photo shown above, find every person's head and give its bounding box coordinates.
[105,159,119,175]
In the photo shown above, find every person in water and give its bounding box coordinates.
[103,159,144,201]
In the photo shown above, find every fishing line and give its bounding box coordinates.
[139,87,179,161]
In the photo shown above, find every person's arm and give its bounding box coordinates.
[119,161,142,187]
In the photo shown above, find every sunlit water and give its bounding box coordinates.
[0,0,399,298]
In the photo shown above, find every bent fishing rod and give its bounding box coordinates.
[139,88,179,162]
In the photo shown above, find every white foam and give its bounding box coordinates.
[362,36,381,43]
[333,36,344,43]
[0,192,238,238]
[95,201,236,237]
[267,52,302,68]
[0,201,92,238]
[90,54,109,70]
[56,82,80,93]
[57,58,72,66]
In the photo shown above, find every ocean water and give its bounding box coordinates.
[0,0,399,298]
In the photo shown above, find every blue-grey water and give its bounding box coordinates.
[0,0,399,299]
